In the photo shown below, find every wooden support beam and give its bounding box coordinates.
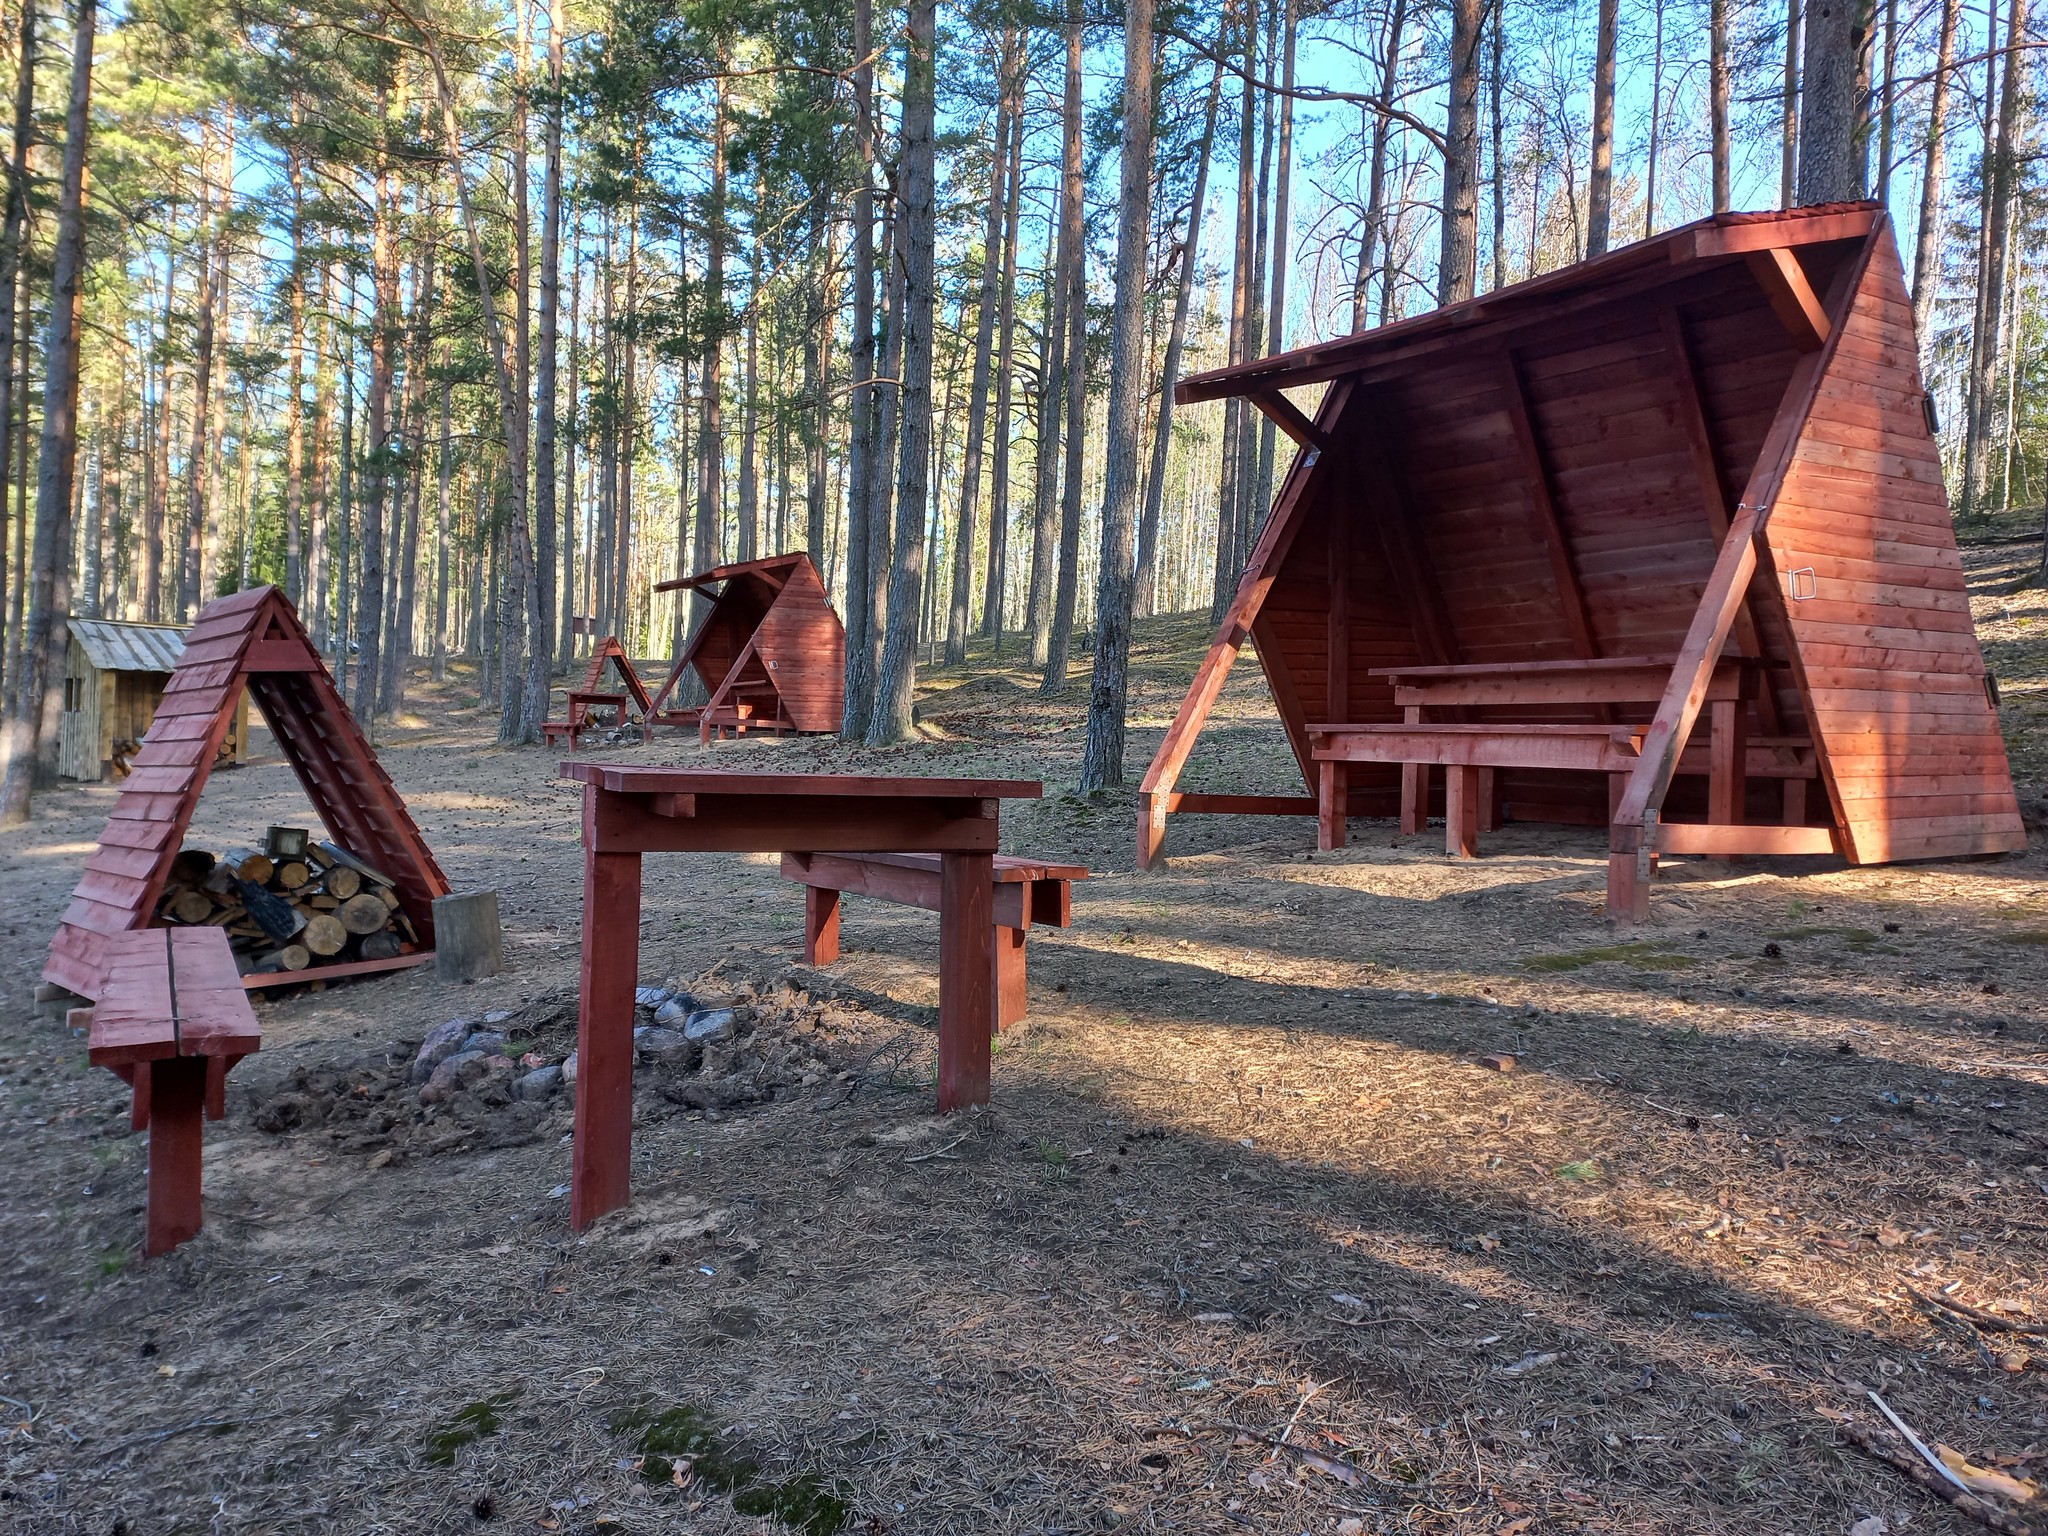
[1137,382,1352,868]
[1495,352,1599,660]
[1661,309,1786,737]
[1252,388,1332,451]
[1745,248,1830,351]
[1608,219,1863,919]
[1353,416,1459,667]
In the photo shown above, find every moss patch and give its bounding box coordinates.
[424,1390,516,1467]
[1523,943,1699,973]
[610,1400,850,1535]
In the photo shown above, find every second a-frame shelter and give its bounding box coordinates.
[646,553,845,741]
[45,586,451,999]
[1141,204,2024,920]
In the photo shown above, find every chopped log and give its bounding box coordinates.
[323,866,362,902]
[338,894,392,936]
[205,908,240,927]
[392,909,419,943]
[304,844,334,870]
[169,890,214,925]
[169,849,217,886]
[358,931,403,961]
[433,890,503,982]
[306,894,341,911]
[264,826,310,860]
[224,849,275,885]
[302,914,348,957]
[201,864,237,896]
[275,861,311,890]
[238,880,309,943]
[318,842,395,888]
[375,885,400,911]
[262,943,312,973]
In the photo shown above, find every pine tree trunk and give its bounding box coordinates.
[867,0,937,744]
[1910,0,1961,340]
[1079,0,1155,792]
[946,48,1011,665]
[693,96,727,665]
[1586,0,1619,256]
[353,106,395,720]
[738,223,760,565]
[1438,0,1482,303]
[1795,0,1865,202]
[982,41,1023,647]
[1710,0,1732,211]
[1354,0,1406,329]
[183,122,218,618]
[1024,219,1067,666]
[1781,0,1801,206]
[0,0,89,825]
[1136,52,1221,619]
[525,9,564,732]
[1962,0,2024,516]
[284,131,306,607]
[386,235,431,718]
[0,0,33,656]
[1041,0,1089,693]
[841,0,878,734]
[1210,10,1258,621]
[433,379,451,681]
[501,5,534,739]
[1490,0,1506,287]
[561,244,580,667]
[1254,0,1296,524]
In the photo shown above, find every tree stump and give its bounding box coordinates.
[433,890,503,983]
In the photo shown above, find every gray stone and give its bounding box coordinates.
[683,1008,737,1043]
[652,992,703,1025]
[482,1010,513,1025]
[410,1019,472,1084]
[512,1065,564,1101]
[634,1025,693,1065]
[561,1051,577,1085]
[461,1031,509,1058]
[635,986,671,1008]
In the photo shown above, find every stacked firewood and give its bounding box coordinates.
[154,827,418,977]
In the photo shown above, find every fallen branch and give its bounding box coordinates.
[1843,1418,2038,1536]
[1913,1286,2048,1337]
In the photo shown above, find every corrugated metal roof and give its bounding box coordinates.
[67,617,187,674]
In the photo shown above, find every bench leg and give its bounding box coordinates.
[145,1056,207,1257]
[995,925,1028,1031]
[572,843,642,1233]
[938,851,995,1113]
[1445,766,1481,858]
[805,886,841,966]
[1478,768,1501,833]
[1400,763,1427,835]
[1317,759,1347,851]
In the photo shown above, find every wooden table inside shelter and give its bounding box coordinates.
[558,765,1043,1231]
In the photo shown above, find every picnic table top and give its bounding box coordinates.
[88,927,261,1066]
[1366,654,1754,680]
[560,765,1044,799]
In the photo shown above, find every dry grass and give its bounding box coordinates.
[2,557,2046,1535]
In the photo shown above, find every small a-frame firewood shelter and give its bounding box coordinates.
[646,553,845,741]
[45,586,452,999]
[1141,205,2025,919]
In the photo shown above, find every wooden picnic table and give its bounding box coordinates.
[1309,655,1795,856]
[558,765,1043,1231]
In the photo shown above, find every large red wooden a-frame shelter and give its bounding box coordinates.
[45,586,451,999]
[645,553,845,740]
[1141,205,2024,918]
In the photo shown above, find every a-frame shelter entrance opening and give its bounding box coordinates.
[1140,204,2024,920]
[46,586,452,999]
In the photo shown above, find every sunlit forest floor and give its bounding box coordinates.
[4,539,2048,1534]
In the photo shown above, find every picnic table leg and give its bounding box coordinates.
[994,923,1028,1031]
[1400,764,1427,835]
[937,850,995,1112]
[1317,759,1347,851]
[145,1055,207,1256]
[1445,766,1481,858]
[805,886,842,965]
[572,839,642,1233]
[1478,768,1501,833]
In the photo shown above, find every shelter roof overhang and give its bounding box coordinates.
[1176,202,1880,406]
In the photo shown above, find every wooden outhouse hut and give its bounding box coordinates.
[61,618,246,781]
[1140,204,2024,920]
[645,553,845,741]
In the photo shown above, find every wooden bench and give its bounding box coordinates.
[78,928,261,1256]
[1310,655,1817,857]
[781,851,1088,1031]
